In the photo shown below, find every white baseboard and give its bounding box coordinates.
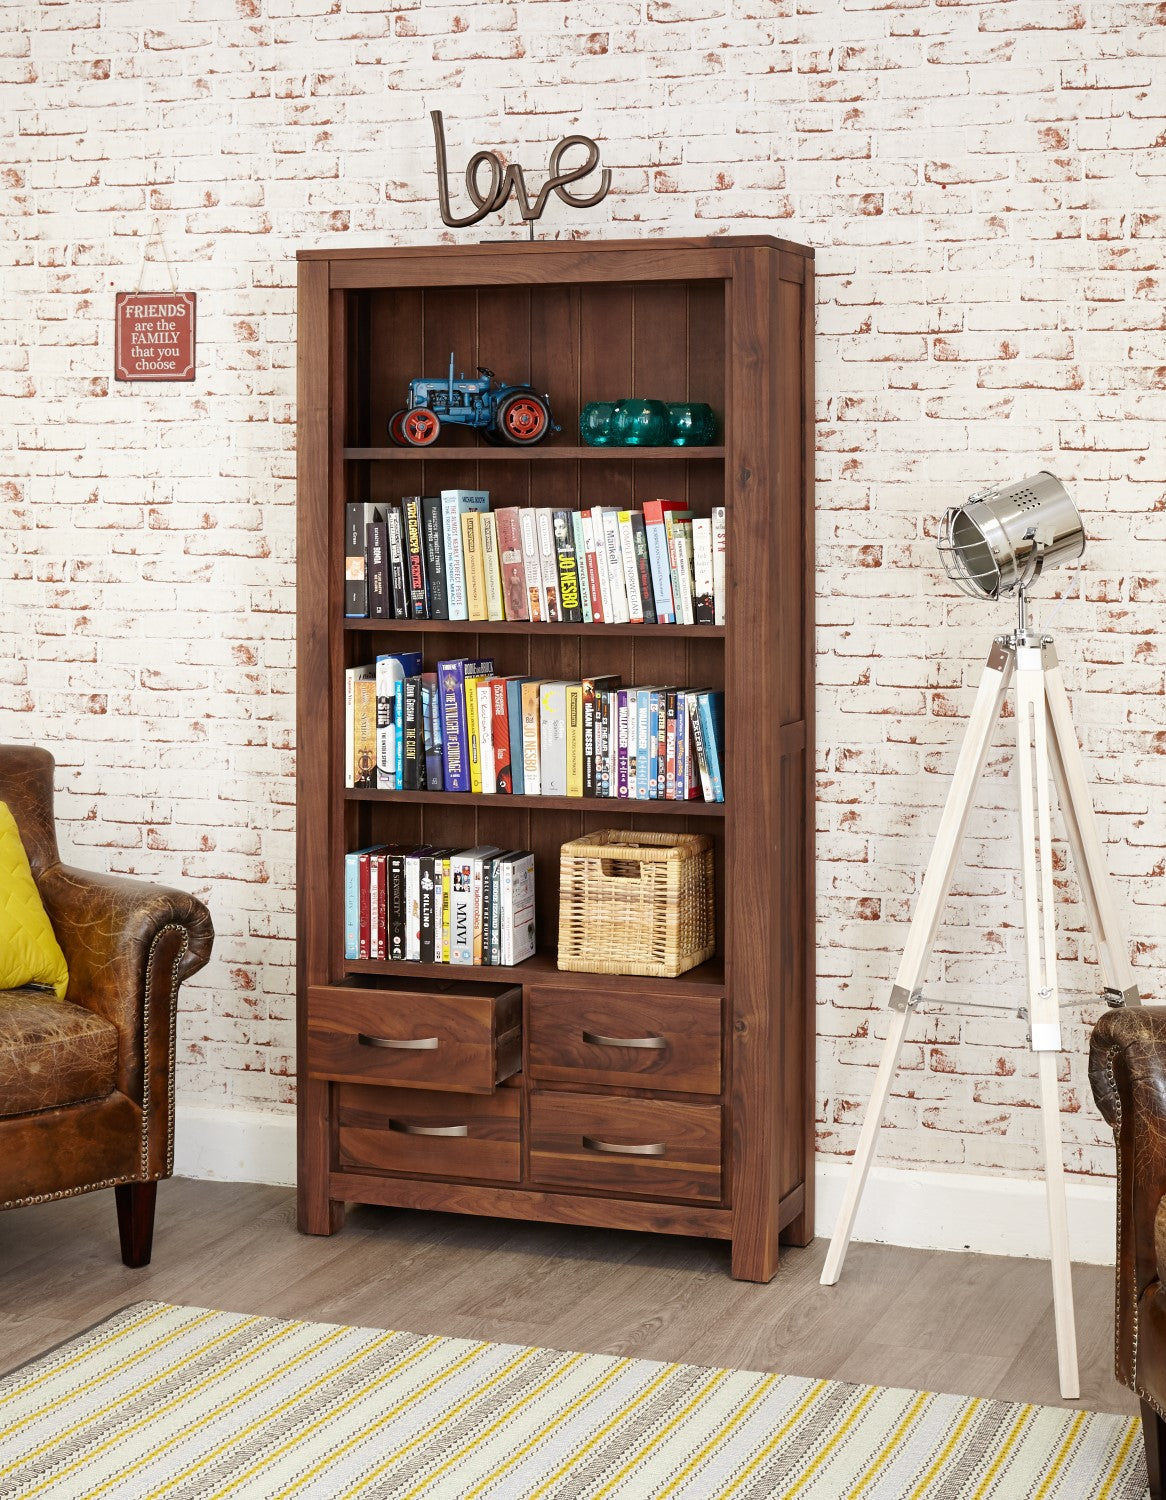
[815,1159,1117,1266]
[173,1105,296,1187]
[172,1107,1117,1266]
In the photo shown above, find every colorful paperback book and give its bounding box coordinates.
[565,681,584,797]
[506,677,528,795]
[449,852,475,965]
[376,652,422,790]
[519,507,545,622]
[480,511,506,622]
[539,681,568,795]
[554,510,583,624]
[465,666,491,792]
[402,496,429,618]
[367,518,389,619]
[628,512,657,623]
[438,657,494,793]
[697,690,725,803]
[599,509,630,624]
[692,515,715,625]
[461,510,489,622]
[440,855,453,963]
[422,672,444,790]
[499,851,536,965]
[494,506,529,622]
[521,679,543,795]
[712,506,727,627]
[582,673,620,798]
[571,511,592,624]
[345,503,377,618]
[386,506,409,618]
[617,512,644,625]
[421,496,449,620]
[536,508,561,622]
[616,689,630,798]
[643,499,686,624]
[490,677,516,794]
[401,676,423,791]
[687,690,713,801]
[580,511,604,623]
[475,680,496,795]
[441,489,489,622]
[344,844,383,959]
[669,517,696,625]
[345,664,375,788]
[387,850,407,960]
[635,688,656,800]
[353,674,378,789]
[471,847,502,965]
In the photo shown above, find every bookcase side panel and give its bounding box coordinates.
[297,258,343,1234]
[725,248,787,1283]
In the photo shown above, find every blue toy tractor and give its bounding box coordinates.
[387,354,559,447]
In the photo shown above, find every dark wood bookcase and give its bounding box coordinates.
[296,236,814,1281]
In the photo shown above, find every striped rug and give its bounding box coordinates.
[0,1301,1145,1498]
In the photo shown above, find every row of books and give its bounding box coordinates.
[345,491,726,627]
[346,653,726,803]
[343,844,536,966]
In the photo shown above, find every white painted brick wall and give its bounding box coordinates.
[2,0,1163,1188]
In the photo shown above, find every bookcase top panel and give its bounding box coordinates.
[298,234,814,264]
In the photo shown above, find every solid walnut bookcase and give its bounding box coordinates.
[296,235,814,1282]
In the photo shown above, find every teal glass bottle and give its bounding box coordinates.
[611,398,669,447]
[667,402,717,446]
[579,401,616,446]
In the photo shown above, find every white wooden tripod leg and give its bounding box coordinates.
[1043,648,1140,1005]
[820,1004,913,1285]
[820,642,1014,1287]
[1016,640,1079,1401]
[1037,1049,1080,1400]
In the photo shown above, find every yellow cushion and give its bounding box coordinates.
[0,801,68,1000]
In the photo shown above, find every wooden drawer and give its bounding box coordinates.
[529,1091,722,1204]
[527,987,722,1094]
[308,982,521,1094]
[336,1083,521,1183]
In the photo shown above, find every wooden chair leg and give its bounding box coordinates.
[1142,1400,1166,1500]
[115,1181,158,1268]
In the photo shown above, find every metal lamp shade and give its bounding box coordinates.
[938,471,1085,600]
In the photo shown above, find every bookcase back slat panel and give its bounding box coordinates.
[577,284,633,404]
[530,285,583,461]
[363,288,422,449]
[631,282,689,406]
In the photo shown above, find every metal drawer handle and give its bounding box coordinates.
[388,1120,468,1138]
[357,1033,439,1051]
[582,1030,666,1051]
[582,1135,666,1158]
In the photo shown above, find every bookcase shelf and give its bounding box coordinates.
[344,446,725,462]
[297,236,814,1284]
[343,788,726,817]
[343,618,726,640]
[344,949,726,993]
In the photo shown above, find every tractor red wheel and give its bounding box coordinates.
[497,393,550,445]
[387,409,410,446]
[402,408,440,446]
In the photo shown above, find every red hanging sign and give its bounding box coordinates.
[114,292,196,381]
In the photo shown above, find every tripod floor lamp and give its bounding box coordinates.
[820,472,1141,1402]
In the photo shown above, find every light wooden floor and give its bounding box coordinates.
[0,1179,1135,1416]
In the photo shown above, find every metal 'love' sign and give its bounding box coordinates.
[431,110,611,233]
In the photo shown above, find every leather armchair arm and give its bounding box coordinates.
[37,865,214,1112]
[1089,1005,1166,1390]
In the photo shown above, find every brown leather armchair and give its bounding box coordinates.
[0,745,213,1265]
[1090,1006,1166,1499]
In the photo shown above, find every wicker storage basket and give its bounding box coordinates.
[556,829,716,979]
